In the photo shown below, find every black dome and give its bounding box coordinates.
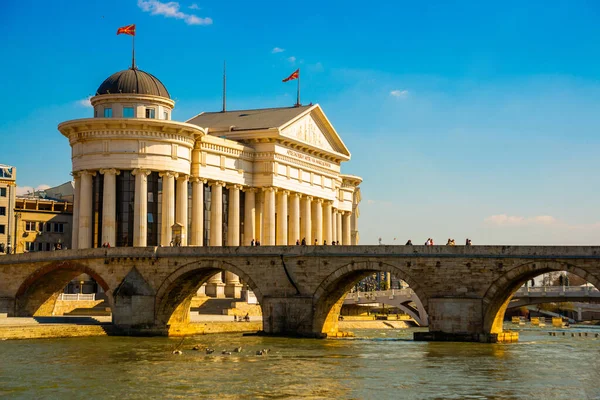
[96,68,170,98]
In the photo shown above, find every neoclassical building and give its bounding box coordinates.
[58,66,362,297]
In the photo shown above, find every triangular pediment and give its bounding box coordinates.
[279,105,350,158]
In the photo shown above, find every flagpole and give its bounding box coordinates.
[222,60,227,112]
[132,34,136,69]
[296,69,300,107]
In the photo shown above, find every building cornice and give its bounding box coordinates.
[58,118,205,142]
[90,93,175,109]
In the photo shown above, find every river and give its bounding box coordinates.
[1,327,599,399]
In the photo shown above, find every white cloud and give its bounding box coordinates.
[188,3,200,9]
[287,56,296,63]
[308,62,324,73]
[76,96,93,108]
[390,89,409,98]
[484,214,556,226]
[16,184,51,196]
[272,47,285,54]
[137,0,212,25]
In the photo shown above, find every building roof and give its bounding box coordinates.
[96,68,170,98]
[186,105,313,131]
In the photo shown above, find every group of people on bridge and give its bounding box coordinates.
[249,238,342,246]
[404,238,473,246]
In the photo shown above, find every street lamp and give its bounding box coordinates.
[79,280,84,294]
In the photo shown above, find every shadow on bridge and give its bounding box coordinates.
[14,260,114,319]
[483,262,600,333]
[311,261,428,337]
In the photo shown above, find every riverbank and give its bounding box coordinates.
[0,317,261,340]
[0,316,410,340]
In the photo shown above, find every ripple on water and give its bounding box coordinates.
[0,329,599,399]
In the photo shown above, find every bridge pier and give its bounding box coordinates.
[413,297,518,343]
[261,296,321,337]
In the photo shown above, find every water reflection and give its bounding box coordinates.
[0,329,599,399]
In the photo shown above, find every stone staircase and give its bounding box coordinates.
[64,301,112,316]
[191,297,262,317]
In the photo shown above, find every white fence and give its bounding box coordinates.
[58,293,96,301]
[345,288,415,302]
[515,286,600,297]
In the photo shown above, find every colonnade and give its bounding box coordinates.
[72,170,353,298]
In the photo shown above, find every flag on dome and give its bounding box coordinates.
[282,69,299,82]
[117,24,136,36]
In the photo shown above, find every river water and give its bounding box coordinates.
[1,327,599,399]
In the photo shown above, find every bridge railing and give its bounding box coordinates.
[57,293,96,301]
[346,288,415,302]
[515,286,600,297]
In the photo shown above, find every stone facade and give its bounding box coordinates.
[1,246,599,342]
[57,67,362,299]
[0,165,16,255]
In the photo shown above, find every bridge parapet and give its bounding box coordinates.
[0,245,599,342]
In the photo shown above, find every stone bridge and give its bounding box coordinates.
[1,245,599,342]
[344,289,429,326]
[507,286,600,308]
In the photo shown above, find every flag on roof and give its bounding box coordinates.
[117,24,136,36]
[282,69,299,82]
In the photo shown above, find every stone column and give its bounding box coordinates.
[159,171,177,246]
[336,211,343,245]
[243,188,256,246]
[255,190,263,245]
[312,199,323,245]
[323,201,333,245]
[209,181,224,246]
[227,185,240,246]
[331,209,337,245]
[262,187,276,245]
[78,170,96,249]
[342,212,352,245]
[288,193,301,245]
[99,169,119,247]
[276,190,288,245]
[71,172,80,250]
[132,169,150,247]
[224,181,242,299]
[176,175,189,246]
[205,272,225,298]
[190,178,205,246]
[301,196,312,244]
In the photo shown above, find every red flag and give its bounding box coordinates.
[282,69,299,82]
[117,24,136,36]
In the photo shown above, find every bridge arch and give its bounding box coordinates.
[482,261,600,334]
[15,260,113,317]
[154,259,263,327]
[312,260,427,336]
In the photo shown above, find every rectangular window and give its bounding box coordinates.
[164,111,168,120]
[0,188,6,197]
[0,206,5,216]
[45,243,51,251]
[25,221,37,232]
[123,107,134,118]
[38,222,44,232]
[145,108,155,119]
[37,243,44,251]
[25,242,34,252]
[104,107,113,118]
[45,222,51,232]
[0,225,5,234]
[52,223,64,233]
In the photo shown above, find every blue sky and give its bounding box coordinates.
[2,0,600,245]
